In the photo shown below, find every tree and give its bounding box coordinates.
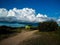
[38,20,58,32]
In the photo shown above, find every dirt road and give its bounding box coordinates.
[0,30,38,45]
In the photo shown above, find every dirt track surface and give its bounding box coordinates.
[0,30,38,45]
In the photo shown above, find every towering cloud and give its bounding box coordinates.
[0,8,50,23]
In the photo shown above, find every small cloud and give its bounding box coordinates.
[36,13,47,18]
[57,18,60,24]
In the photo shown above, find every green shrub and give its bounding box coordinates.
[25,25,30,30]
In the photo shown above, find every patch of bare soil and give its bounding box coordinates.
[0,30,38,45]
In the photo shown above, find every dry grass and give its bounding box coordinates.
[19,30,60,45]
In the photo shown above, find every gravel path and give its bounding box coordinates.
[0,30,37,45]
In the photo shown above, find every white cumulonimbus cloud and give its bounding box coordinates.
[0,8,49,23]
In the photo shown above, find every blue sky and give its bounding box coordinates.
[0,0,60,17]
[0,0,60,27]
